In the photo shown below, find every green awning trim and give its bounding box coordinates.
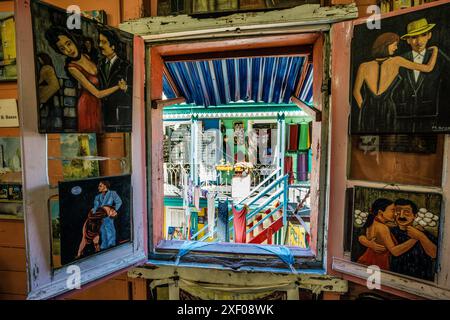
[163,102,312,120]
[164,196,208,208]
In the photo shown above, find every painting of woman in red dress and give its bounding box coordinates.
[45,27,127,133]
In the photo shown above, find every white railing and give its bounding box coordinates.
[164,162,278,196]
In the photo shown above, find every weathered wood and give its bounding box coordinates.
[291,96,322,122]
[120,3,358,40]
[152,97,186,109]
[0,293,26,300]
[322,291,341,300]
[168,282,180,300]
[326,20,353,272]
[333,257,450,300]
[437,135,450,289]
[129,264,348,294]
[130,277,149,300]
[65,278,130,300]
[309,33,327,257]
[0,271,27,295]
[0,247,26,272]
[0,220,25,248]
[163,45,311,62]
[148,47,165,249]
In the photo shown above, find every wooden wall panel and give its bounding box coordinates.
[0,293,27,300]
[0,220,25,248]
[350,135,444,187]
[0,83,17,100]
[240,0,266,9]
[43,0,122,27]
[0,247,26,271]
[0,0,24,301]
[97,133,127,176]
[0,1,14,12]
[64,275,130,300]
[48,134,64,187]
[0,271,27,295]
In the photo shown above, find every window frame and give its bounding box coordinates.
[145,31,331,271]
[16,0,148,300]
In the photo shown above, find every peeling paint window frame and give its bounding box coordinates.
[145,31,331,273]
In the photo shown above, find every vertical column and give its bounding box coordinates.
[190,116,199,186]
[280,114,286,177]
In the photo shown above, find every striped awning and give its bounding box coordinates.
[163,56,313,107]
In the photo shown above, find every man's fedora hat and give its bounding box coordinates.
[401,18,436,39]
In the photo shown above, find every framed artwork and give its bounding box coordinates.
[31,1,134,133]
[0,13,17,82]
[350,3,450,134]
[81,10,107,25]
[60,133,100,180]
[351,186,442,281]
[0,137,21,173]
[49,196,62,268]
[58,175,132,265]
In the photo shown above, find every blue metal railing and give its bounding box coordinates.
[192,173,289,243]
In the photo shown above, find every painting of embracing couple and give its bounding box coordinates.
[351,187,441,281]
[58,175,131,266]
[351,3,450,134]
[31,1,133,133]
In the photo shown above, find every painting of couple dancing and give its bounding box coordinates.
[351,3,450,134]
[351,187,441,281]
[31,1,133,133]
[58,175,131,266]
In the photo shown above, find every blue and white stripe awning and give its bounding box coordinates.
[163,56,313,107]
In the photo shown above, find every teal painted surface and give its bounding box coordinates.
[165,196,208,208]
[163,102,313,117]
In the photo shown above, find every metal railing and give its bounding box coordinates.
[164,162,278,195]
[193,173,289,244]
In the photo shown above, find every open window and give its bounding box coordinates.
[16,0,146,299]
[144,30,329,271]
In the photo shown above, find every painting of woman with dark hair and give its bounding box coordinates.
[352,32,439,133]
[44,26,127,132]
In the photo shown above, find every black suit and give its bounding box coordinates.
[99,56,133,132]
[395,48,450,132]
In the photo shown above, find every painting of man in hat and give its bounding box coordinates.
[394,17,450,132]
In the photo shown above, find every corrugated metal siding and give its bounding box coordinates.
[163,56,313,106]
